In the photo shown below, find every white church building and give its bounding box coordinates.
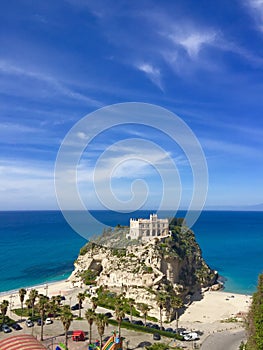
[127,214,169,241]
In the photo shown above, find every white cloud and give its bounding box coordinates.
[136,62,163,91]
[77,132,89,140]
[175,32,217,58]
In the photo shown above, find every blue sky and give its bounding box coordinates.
[1,0,263,210]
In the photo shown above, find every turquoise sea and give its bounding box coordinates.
[0,210,262,295]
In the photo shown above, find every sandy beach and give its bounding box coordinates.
[1,279,252,320]
[180,290,251,324]
[0,279,76,310]
[0,280,252,349]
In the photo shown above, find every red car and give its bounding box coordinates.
[72,330,85,341]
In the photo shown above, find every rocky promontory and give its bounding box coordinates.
[69,218,218,320]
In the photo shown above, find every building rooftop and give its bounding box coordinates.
[0,334,46,350]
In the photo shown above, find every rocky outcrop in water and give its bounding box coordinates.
[69,220,218,320]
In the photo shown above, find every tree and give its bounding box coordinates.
[19,288,27,319]
[28,289,39,318]
[156,293,167,328]
[60,305,73,349]
[0,300,9,323]
[127,298,135,323]
[85,308,96,344]
[170,296,183,330]
[246,273,263,350]
[114,304,125,336]
[55,295,63,306]
[37,295,49,341]
[137,303,151,326]
[95,313,109,349]
[25,298,32,312]
[77,292,86,318]
[49,297,60,319]
[91,296,98,312]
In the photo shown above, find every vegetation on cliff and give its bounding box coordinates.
[71,217,217,321]
[245,273,263,349]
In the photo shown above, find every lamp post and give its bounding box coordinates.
[9,294,14,315]
[44,284,48,297]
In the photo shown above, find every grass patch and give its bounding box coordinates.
[96,289,140,317]
[146,315,158,322]
[0,315,16,326]
[220,317,239,323]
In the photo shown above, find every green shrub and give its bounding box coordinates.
[108,318,183,339]
[80,269,99,285]
[79,245,89,256]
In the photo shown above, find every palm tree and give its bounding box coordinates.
[156,293,167,329]
[85,308,96,344]
[0,300,9,323]
[95,313,109,349]
[170,296,183,331]
[49,296,59,319]
[28,289,39,318]
[91,296,98,312]
[25,298,32,314]
[55,295,63,306]
[19,288,27,319]
[60,305,73,349]
[127,298,135,323]
[114,304,125,336]
[37,295,49,341]
[137,303,151,326]
[77,292,86,318]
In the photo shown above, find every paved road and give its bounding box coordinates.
[201,329,246,350]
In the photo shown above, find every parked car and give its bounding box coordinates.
[153,333,161,340]
[45,318,53,325]
[131,320,144,325]
[183,332,199,341]
[146,322,153,328]
[165,327,174,333]
[26,319,34,327]
[11,323,22,331]
[37,319,43,326]
[72,330,85,341]
[122,317,130,322]
[71,303,82,310]
[151,324,160,329]
[2,324,12,333]
[104,312,113,318]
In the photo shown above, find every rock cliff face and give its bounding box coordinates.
[69,222,218,320]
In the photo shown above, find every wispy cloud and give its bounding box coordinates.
[169,31,218,58]
[201,137,262,158]
[245,0,263,31]
[0,160,57,210]
[0,60,101,106]
[136,62,163,91]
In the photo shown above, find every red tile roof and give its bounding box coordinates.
[0,334,46,349]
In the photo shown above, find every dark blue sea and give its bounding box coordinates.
[0,210,262,295]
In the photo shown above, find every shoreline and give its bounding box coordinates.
[0,279,76,310]
[179,290,252,325]
[0,278,70,297]
[0,275,254,298]
[0,278,252,323]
